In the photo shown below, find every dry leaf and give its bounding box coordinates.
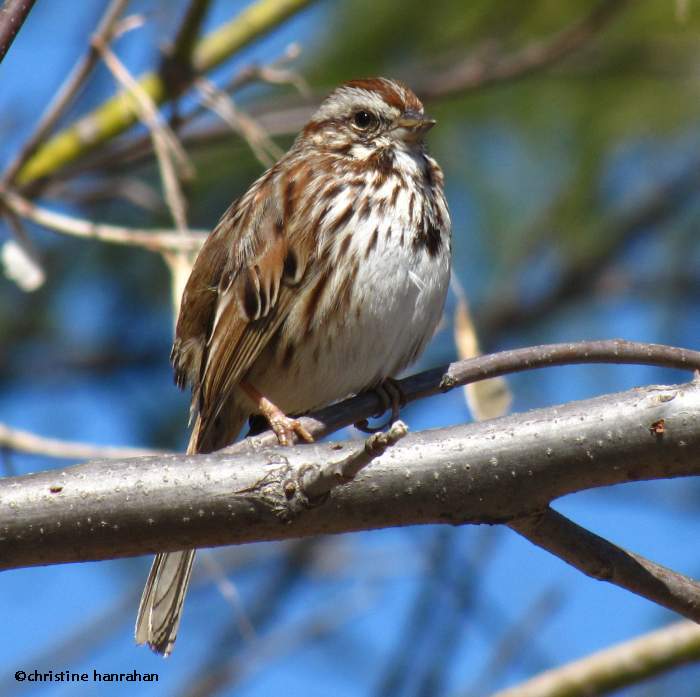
[454,294,512,420]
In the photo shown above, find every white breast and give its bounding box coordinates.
[249,153,451,415]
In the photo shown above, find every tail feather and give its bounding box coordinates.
[135,404,248,655]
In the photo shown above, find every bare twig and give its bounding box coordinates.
[0,189,206,252]
[490,620,700,697]
[0,0,36,63]
[199,550,257,643]
[15,0,317,184]
[229,339,700,449]
[301,420,408,501]
[0,421,165,460]
[51,46,311,183]
[94,39,193,234]
[183,540,319,697]
[421,0,629,99]
[509,508,700,631]
[1,0,129,185]
[194,76,283,167]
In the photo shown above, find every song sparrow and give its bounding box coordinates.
[136,77,451,655]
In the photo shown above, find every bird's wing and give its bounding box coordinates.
[171,170,314,449]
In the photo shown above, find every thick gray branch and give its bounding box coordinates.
[1,381,699,572]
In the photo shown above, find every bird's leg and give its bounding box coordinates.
[355,377,407,434]
[240,381,313,446]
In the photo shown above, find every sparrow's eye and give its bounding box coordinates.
[353,110,376,130]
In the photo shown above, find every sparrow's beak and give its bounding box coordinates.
[395,111,436,141]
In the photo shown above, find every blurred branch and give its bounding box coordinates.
[160,0,212,98]
[0,586,141,697]
[182,540,319,697]
[1,208,44,290]
[194,76,283,167]
[0,189,206,252]
[15,0,316,185]
[490,620,700,697]
[510,508,700,634]
[1,0,129,186]
[478,156,700,340]
[182,585,370,697]
[376,529,458,697]
[420,0,629,99]
[467,586,565,697]
[415,529,502,697]
[52,44,308,182]
[0,421,165,460]
[95,37,194,235]
[0,0,36,63]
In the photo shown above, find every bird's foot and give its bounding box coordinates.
[355,377,406,434]
[241,381,313,446]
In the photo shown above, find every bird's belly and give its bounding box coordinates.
[248,237,450,415]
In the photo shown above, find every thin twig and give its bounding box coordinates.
[229,339,700,450]
[15,0,317,184]
[301,421,408,501]
[52,45,309,181]
[421,0,629,99]
[0,189,206,252]
[509,508,700,626]
[194,76,283,167]
[181,588,371,697]
[490,620,700,697]
[94,39,193,234]
[1,0,129,185]
[0,0,36,63]
[198,550,257,643]
[0,421,165,460]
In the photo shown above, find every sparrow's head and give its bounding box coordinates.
[303,77,435,155]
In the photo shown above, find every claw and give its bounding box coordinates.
[241,380,314,446]
[269,414,313,446]
[355,378,407,433]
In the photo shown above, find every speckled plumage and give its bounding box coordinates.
[136,78,451,656]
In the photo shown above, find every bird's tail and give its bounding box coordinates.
[135,405,247,655]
